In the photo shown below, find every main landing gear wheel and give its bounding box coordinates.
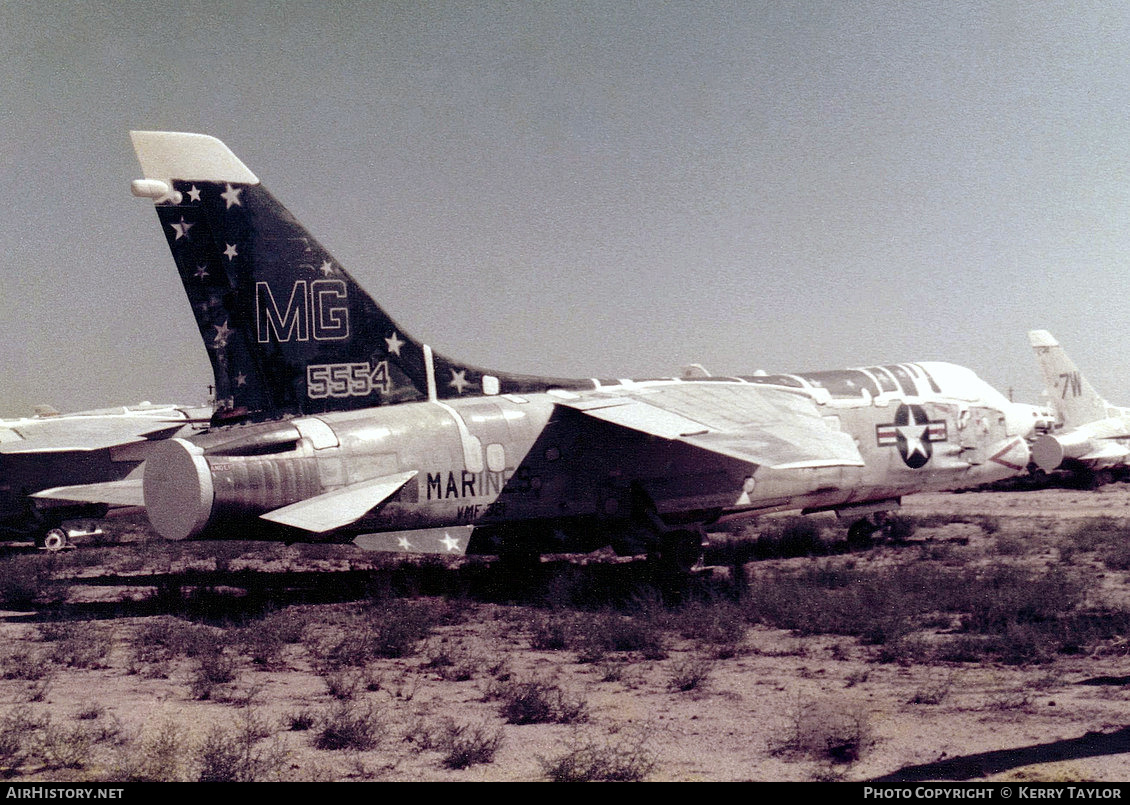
[654,528,705,574]
[39,528,69,552]
[849,517,881,549]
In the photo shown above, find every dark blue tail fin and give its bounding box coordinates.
[131,132,587,422]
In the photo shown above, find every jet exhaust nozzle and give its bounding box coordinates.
[143,425,326,541]
[1030,432,1093,473]
[143,438,214,540]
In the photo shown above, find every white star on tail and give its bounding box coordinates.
[221,184,243,208]
[224,243,239,260]
[212,320,233,349]
[171,217,194,240]
[385,332,405,356]
[449,369,469,394]
[187,185,201,202]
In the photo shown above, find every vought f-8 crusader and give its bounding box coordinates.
[130,131,1034,569]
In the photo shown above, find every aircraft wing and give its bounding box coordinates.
[0,420,189,454]
[261,470,419,532]
[1077,441,1130,464]
[559,383,864,468]
[31,480,145,507]
[1079,418,1130,441]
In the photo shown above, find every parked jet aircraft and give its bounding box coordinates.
[129,131,1034,567]
[1028,329,1130,484]
[0,403,207,549]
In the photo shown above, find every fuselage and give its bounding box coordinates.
[143,361,1033,545]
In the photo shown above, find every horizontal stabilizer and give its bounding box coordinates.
[561,384,864,468]
[0,421,189,454]
[1082,419,1130,441]
[32,479,145,507]
[354,526,473,555]
[261,470,417,533]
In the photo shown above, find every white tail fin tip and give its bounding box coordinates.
[130,131,259,185]
[1028,330,1059,348]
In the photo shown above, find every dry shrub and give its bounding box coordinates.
[743,560,1125,664]
[107,722,187,782]
[322,668,362,700]
[411,718,504,770]
[315,701,384,751]
[756,517,830,558]
[132,618,222,667]
[312,600,450,670]
[423,639,482,682]
[41,721,95,770]
[671,599,747,655]
[189,650,238,700]
[42,623,113,669]
[573,612,666,663]
[908,671,955,705]
[0,556,56,608]
[235,609,306,667]
[527,612,573,651]
[196,720,286,782]
[540,732,656,782]
[775,697,873,765]
[1065,519,1130,570]
[491,678,587,725]
[0,707,42,777]
[667,656,713,693]
[1,647,52,681]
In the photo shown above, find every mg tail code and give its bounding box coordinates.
[256,279,349,342]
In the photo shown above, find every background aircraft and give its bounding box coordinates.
[0,403,208,549]
[1028,329,1130,485]
[130,131,1035,567]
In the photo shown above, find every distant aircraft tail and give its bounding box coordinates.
[1027,330,1109,427]
[130,131,586,422]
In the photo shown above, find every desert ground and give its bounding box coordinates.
[1,486,1130,782]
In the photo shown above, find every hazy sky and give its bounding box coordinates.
[3,0,1129,416]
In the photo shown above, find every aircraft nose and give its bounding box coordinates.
[143,437,214,540]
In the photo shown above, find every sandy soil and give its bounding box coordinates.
[1,488,1129,782]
